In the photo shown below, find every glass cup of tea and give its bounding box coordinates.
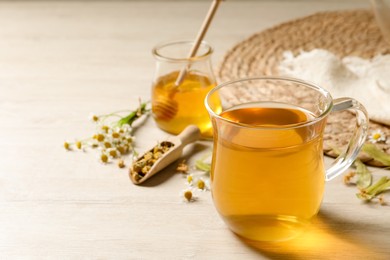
[205,77,368,242]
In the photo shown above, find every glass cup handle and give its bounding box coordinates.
[325,98,369,181]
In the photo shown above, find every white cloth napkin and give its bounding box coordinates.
[279,49,390,126]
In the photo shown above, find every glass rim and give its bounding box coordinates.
[152,40,213,63]
[205,76,334,130]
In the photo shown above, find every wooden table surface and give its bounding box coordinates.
[1,0,389,259]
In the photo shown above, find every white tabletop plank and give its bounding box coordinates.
[1,0,389,259]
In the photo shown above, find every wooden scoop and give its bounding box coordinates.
[129,125,201,185]
[152,0,223,121]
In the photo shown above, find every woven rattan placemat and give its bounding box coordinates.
[218,10,390,166]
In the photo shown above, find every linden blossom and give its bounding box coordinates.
[341,145,390,205]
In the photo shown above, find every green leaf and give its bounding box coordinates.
[117,101,149,127]
[362,144,390,166]
[354,159,372,189]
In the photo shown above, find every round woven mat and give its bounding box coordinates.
[218,10,390,166]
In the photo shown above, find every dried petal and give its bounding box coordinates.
[118,159,125,168]
[176,160,189,173]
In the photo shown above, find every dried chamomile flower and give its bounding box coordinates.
[181,189,196,202]
[118,159,125,168]
[368,129,386,143]
[130,141,174,181]
[176,160,189,174]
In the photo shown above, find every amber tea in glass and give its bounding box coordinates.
[205,77,368,242]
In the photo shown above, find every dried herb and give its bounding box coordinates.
[130,141,174,182]
[176,160,189,174]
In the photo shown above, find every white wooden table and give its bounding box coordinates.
[1,0,389,259]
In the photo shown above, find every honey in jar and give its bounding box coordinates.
[151,40,221,138]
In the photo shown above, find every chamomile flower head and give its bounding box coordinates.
[111,131,121,139]
[64,100,148,167]
[117,145,129,155]
[99,151,110,164]
[64,141,71,150]
[100,125,110,134]
[186,174,194,185]
[122,134,134,145]
[75,140,83,150]
[368,129,386,143]
[120,124,132,133]
[89,113,100,123]
[94,133,105,142]
[103,141,113,149]
[181,188,197,203]
[196,177,209,191]
[107,148,119,158]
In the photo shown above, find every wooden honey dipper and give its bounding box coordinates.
[152,0,223,121]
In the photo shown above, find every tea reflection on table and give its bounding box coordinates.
[238,210,389,259]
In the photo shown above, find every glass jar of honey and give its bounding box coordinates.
[151,40,221,138]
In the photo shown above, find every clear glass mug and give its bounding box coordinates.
[205,77,369,242]
[151,40,221,138]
